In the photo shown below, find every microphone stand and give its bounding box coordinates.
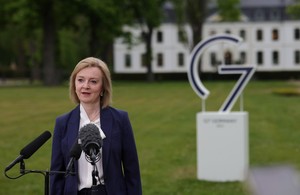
[4,161,73,195]
[19,159,50,195]
[91,165,100,195]
[90,151,100,195]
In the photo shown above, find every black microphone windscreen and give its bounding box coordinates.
[20,131,51,159]
[70,141,82,160]
[78,123,103,155]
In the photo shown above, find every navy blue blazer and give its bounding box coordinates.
[50,105,142,195]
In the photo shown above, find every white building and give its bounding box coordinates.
[113,0,300,75]
[201,21,300,72]
[113,23,193,74]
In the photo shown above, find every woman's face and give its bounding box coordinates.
[75,66,103,105]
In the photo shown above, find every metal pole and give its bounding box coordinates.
[44,171,49,195]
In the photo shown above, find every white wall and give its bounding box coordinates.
[113,21,300,74]
[113,24,193,73]
[202,21,300,72]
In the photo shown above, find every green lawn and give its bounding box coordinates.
[1,80,300,194]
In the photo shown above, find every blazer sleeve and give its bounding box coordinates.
[50,116,66,195]
[121,112,142,195]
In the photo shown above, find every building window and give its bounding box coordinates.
[141,53,146,67]
[239,30,246,40]
[210,30,216,36]
[240,51,246,64]
[295,28,300,40]
[257,29,263,41]
[257,51,263,65]
[157,31,163,43]
[157,53,163,67]
[178,53,184,67]
[295,50,300,64]
[210,52,217,66]
[224,51,232,65]
[270,9,280,20]
[272,51,279,65]
[255,9,265,21]
[225,30,231,34]
[272,29,279,41]
[125,54,131,68]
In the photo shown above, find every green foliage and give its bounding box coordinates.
[129,0,165,27]
[67,0,131,59]
[287,0,300,19]
[1,80,300,194]
[217,0,241,21]
[126,0,169,81]
[0,0,140,83]
[184,0,207,46]
[58,29,88,71]
[0,0,42,72]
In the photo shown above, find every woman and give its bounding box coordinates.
[50,57,142,195]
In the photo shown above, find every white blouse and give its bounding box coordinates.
[78,104,106,191]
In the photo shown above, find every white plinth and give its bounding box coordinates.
[197,112,249,181]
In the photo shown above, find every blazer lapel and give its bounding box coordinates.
[67,106,80,172]
[100,107,112,175]
[67,106,80,148]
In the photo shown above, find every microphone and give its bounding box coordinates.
[5,131,52,172]
[78,123,103,164]
[65,141,82,176]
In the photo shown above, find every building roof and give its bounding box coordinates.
[240,0,295,7]
[162,1,177,23]
[206,0,297,22]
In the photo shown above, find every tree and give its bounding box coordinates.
[0,0,60,85]
[39,0,58,85]
[0,0,43,82]
[170,0,208,78]
[0,0,133,85]
[185,0,208,48]
[69,0,130,66]
[217,0,240,22]
[287,0,300,19]
[128,0,167,82]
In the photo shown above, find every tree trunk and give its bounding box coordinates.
[144,27,154,82]
[101,42,113,68]
[187,0,207,47]
[186,0,207,75]
[41,0,58,86]
[89,16,98,57]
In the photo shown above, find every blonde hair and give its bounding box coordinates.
[69,57,112,108]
